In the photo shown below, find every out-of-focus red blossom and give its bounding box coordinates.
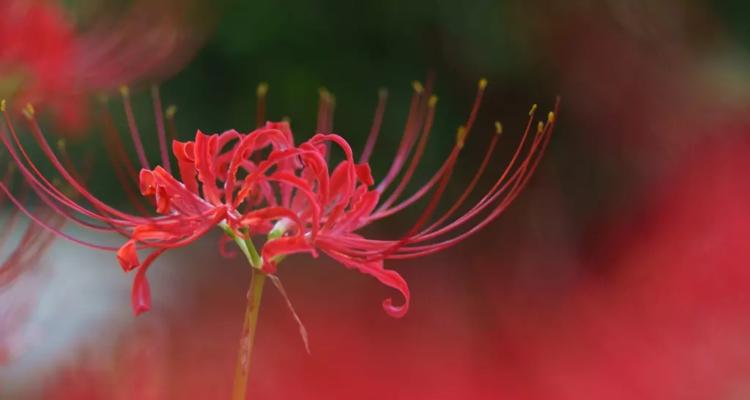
[476,124,750,399]
[0,0,205,133]
[0,0,78,128]
[0,81,556,319]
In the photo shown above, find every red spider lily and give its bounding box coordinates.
[0,0,203,132]
[0,79,556,320]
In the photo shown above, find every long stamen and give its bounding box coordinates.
[410,112,550,244]
[464,78,487,135]
[401,126,465,237]
[391,107,557,257]
[165,105,178,141]
[20,108,149,223]
[421,121,502,233]
[151,85,171,173]
[2,107,109,223]
[101,97,141,185]
[0,182,118,251]
[359,88,388,164]
[395,101,540,240]
[316,87,335,134]
[375,80,428,193]
[376,94,438,211]
[375,78,484,215]
[120,85,150,169]
[256,82,268,128]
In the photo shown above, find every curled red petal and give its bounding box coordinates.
[131,265,151,316]
[320,245,410,318]
[139,169,155,196]
[356,163,374,186]
[117,240,139,271]
[172,139,199,193]
[130,248,167,315]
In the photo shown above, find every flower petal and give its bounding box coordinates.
[117,240,139,271]
[130,248,166,315]
[320,245,410,318]
[131,265,151,316]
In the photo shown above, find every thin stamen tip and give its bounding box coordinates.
[428,95,438,108]
[456,125,467,148]
[494,121,503,135]
[22,103,35,119]
[529,103,538,116]
[378,88,388,98]
[411,80,424,94]
[165,105,178,119]
[257,82,269,97]
[478,78,488,90]
[318,87,333,102]
[547,111,555,123]
[57,139,66,152]
[0,99,5,113]
[119,85,130,97]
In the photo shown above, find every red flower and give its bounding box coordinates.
[0,80,556,319]
[0,0,203,132]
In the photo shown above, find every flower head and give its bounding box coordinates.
[0,80,556,319]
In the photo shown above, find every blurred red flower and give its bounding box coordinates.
[0,0,204,133]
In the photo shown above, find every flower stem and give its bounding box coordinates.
[232,268,266,400]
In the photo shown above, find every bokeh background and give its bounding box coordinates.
[2,0,750,398]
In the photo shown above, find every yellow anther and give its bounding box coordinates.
[318,87,332,102]
[547,111,555,123]
[165,105,178,119]
[256,82,269,97]
[529,103,538,116]
[119,85,130,97]
[22,103,35,119]
[537,121,544,133]
[478,78,488,90]
[494,121,503,135]
[0,99,5,113]
[428,95,438,108]
[411,80,424,94]
[455,125,467,148]
[57,139,66,152]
